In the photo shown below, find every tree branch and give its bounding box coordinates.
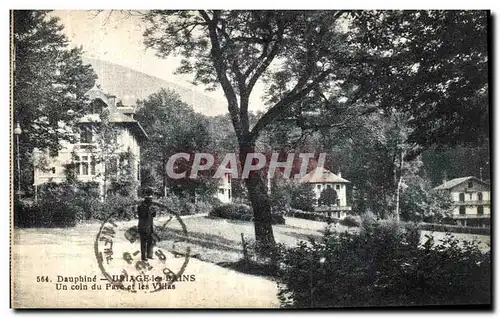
[246,20,285,93]
[249,69,332,143]
[198,10,243,138]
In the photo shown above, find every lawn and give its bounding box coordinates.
[153,216,335,266]
[152,215,491,269]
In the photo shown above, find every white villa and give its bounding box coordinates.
[216,171,232,204]
[299,167,351,219]
[33,84,232,204]
[33,85,148,198]
[434,176,490,226]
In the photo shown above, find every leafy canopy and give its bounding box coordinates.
[13,10,97,152]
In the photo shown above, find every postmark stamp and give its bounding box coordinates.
[94,201,191,293]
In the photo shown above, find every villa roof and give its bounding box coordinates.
[80,85,148,141]
[299,167,350,184]
[434,176,489,190]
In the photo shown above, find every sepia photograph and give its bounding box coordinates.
[10,8,491,309]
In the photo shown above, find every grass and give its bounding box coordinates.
[153,216,325,266]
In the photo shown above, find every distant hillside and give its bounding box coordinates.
[83,57,226,116]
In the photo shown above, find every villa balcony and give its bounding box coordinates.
[452,214,490,219]
[454,200,490,206]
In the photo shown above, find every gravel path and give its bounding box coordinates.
[11,218,280,308]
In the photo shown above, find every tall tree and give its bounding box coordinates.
[143,10,358,254]
[142,10,489,253]
[13,10,97,190]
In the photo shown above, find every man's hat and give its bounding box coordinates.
[143,186,154,198]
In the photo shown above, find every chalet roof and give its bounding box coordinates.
[85,84,112,105]
[299,167,350,184]
[434,176,489,190]
[80,85,148,141]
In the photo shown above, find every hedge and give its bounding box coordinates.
[209,203,285,224]
[419,223,490,235]
[278,220,491,308]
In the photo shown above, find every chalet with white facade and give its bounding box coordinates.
[33,85,148,198]
[299,167,351,219]
[434,176,490,226]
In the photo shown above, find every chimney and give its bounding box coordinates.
[338,169,342,178]
[443,171,448,185]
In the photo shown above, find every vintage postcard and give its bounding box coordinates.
[10,9,491,309]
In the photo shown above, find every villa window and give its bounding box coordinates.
[80,126,93,144]
[477,206,484,215]
[478,192,483,201]
[459,206,466,215]
[317,184,321,190]
[459,193,465,202]
[336,184,340,190]
[76,155,95,176]
[336,199,340,206]
[469,193,473,200]
[91,99,107,113]
[228,189,231,200]
[468,181,473,188]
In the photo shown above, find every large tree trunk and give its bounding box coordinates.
[239,144,276,257]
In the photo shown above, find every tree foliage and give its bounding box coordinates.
[318,186,338,207]
[348,10,489,155]
[141,10,489,251]
[13,10,97,152]
[13,10,96,192]
[135,89,218,198]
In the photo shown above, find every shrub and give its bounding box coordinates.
[209,203,285,224]
[14,200,40,228]
[100,194,136,220]
[288,209,332,222]
[339,215,360,227]
[15,199,78,228]
[30,182,79,227]
[290,184,316,212]
[209,203,253,221]
[278,219,490,308]
[157,195,183,214]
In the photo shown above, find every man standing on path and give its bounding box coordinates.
[137,190,156,261]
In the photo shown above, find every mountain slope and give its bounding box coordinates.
[83,57,226,116]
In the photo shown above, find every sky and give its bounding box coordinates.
[50,10,267,113]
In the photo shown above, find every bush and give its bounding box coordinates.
[14,197,78,228]
[288,209,332,222]
[209,203,253,221]
[339,215,360,227]
[157,195,218,215]
[14,200,41,228]
[100,194,136,220]
[278,219,490,308]
[209,203,285,224]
